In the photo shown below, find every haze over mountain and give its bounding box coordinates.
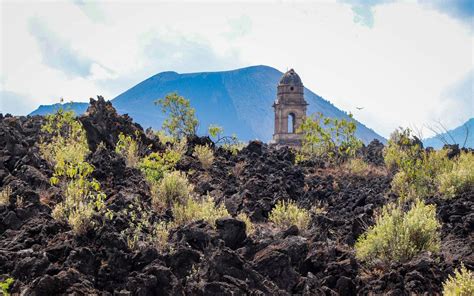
[423,118,474,149]
[30,65,384,144]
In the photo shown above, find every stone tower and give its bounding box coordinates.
[272,69,308,146]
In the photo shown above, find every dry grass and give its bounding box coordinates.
[193,144,214,169]
[237,212,255,235]
[0,186,12,206]
[233,161,246,177]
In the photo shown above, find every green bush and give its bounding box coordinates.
[119,201,172,251]
[269,200,311,230]
[208,124,224,140]
[0,186,12,206]
[155,130,175,145]
[297,112,362,163]
[119,201,152,250]
[390,149,452,200]
[437,152,474,199]
[154,92,198,139]
[193,144,214,169]
[173,195,229,227]
[39,108,89,168]
[384,128,423,171]
[355,199,441,265]
[384,128,472,200]
[138,140,185,184]
[51,176,106,235]
[39,107,107,235]
[443,264,474,296]
[222,140,245,156]
[153,171,192,212]
[115,133,139,167]
[385,128,449,199]
[0,277,14,296]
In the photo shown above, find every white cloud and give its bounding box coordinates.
[1,1,472,138]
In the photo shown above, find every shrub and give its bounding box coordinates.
[154,92,198,139]
[153,171,192,211]
[437,152,474,199]
[443,264,474,296]
[119,201,152,250]
[155,130,175,145]
[67,203,96,235]
[222,140,245,156]
[384,129,455,200]
[0,277,14,296]
[119,199,174,251]
[193,144,214,169]
[297,112,362,163]
[153,221,172,250]
[138,140,186,184]
[52,176,106,235]
[269,200,311,230]
[115,133,139,167]
[173,195,229,227]
[208,124,224,140]
[39,108,89,167]
[0,186,12,206]
[39,107,107,235]
[355,199,441,265]
[237,212,255,235]
[384,128,423,171]
[344,158,370,175]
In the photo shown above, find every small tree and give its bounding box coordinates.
[155,92,198,140]
[297,112,362,163]
[208,124,224,140]
[208,124,244,155]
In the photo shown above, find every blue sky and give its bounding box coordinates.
[0,0,473,138]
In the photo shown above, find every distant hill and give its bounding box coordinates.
[29,65,385,144]
[31,102,89,117]
[423,118,474,148]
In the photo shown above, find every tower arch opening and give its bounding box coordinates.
[288,113,295,133]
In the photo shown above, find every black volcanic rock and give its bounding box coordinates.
[1,100,471,295]
[216,217,247,250]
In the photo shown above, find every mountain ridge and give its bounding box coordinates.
[423,118,474,148]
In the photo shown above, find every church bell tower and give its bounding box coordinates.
[272,69,308,147]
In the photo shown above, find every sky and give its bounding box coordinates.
[0,0,473,139]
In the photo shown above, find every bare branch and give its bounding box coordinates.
[434,119,456,145]
[425,123,449,146]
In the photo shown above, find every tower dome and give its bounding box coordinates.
[279,69,303,86]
